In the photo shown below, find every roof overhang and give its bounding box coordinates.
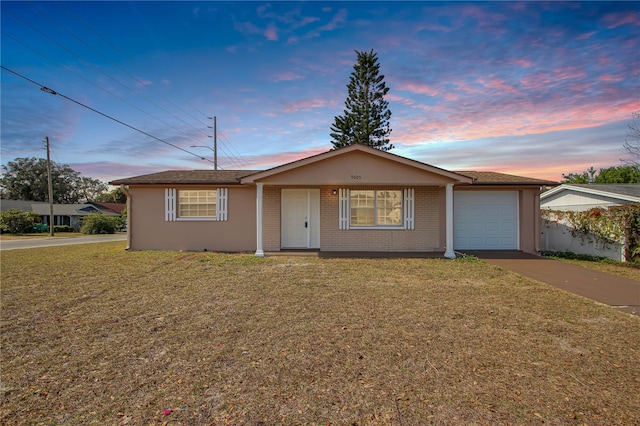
[540,184,640,202]
[240,144,473,185]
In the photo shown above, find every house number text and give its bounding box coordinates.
[351,175,362,180]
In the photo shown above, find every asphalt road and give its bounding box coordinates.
[0,234,127,251]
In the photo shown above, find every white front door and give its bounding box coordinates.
[281,189,320,249]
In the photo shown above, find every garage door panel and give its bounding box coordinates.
[454,191,518,250]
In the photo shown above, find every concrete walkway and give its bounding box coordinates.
[466,251,640,316]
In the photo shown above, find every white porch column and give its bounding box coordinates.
[255,182,265,257]
[444,183,455,259]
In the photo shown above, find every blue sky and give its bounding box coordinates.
[1,1,638,183]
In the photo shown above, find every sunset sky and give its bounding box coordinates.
[1,1,638,184]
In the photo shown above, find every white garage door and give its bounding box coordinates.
[454,191,519,250]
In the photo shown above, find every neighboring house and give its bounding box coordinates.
[110,144,557,257]
[540,184,640,261]
[540,184,640,211]
[0,200,122,230]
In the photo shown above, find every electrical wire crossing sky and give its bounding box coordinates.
[1,1,638,183]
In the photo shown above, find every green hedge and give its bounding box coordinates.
[81,214,123,234]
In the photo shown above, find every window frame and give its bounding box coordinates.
[349,189,404,229]
[165,187,228,222]
[177,189,217,221]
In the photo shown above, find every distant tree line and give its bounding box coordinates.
[0,157,125,203]
[562,165,640,184]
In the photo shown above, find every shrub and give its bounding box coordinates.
[81,214,120,234]
[53,225,74,233]
[0,209,41,234]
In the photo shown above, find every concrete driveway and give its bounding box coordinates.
[0,233,127,251]
[466,251,640,316]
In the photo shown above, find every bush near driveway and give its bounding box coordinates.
[1,242,639,425]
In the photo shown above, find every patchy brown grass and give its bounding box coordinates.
[1,242,639,425]
[550,258,640,282]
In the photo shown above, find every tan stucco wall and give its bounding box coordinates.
[520,187,541,254]
[125,182,541,255]
[127,185,256,251]
[257,150,458,186]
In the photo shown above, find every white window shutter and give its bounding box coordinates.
[404,188,415,230]
[216,188,228,221]
[338,188,349,230]
[165,188,176,221]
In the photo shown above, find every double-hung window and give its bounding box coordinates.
[179,190,216,218]
[339,188,414,230]
[349,190,403,227]
[165,188,228,221]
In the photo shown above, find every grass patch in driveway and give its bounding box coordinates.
[1,242,639,425]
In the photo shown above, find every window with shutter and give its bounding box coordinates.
[165,188,228,221]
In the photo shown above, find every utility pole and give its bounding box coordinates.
[44,136,54,236]
[208,116,218,170]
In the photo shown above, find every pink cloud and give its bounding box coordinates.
[282,98,328,113]
[576,31,597,40]
[234,21,261,36]
[415,23,451,33]
[273,71,304,82]
[602,11,639,29]
[478,77,520,95]
[240,147,329,170]
[264,23,278,41]
[306,8,347,38]
[393,99,639,148]
[599,74,624,82]
[396,82,440,97]
[506,58,534,68]
[460,4,508,31]
[387,93,416,106]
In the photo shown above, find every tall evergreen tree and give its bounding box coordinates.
[330,49,393,151]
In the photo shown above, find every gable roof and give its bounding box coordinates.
[110,170,258,185]
[540,183,640,202]
[241,144,473,184]
[109,144,557,187]
[456,171,559,186]
[88,201,126,215]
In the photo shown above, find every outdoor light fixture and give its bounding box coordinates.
[332,189,337,195]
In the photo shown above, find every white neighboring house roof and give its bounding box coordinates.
[540,184,640,211]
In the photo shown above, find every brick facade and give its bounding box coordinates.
[262,186,442,252]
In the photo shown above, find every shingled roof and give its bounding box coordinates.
[110,170,259,185]
[455,171,558,186]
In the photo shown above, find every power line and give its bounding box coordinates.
[3,3,250,170]
[54,1,212,127]
[217,129,250,169]
[50,3,252,169]
[1,31,196,138]
[1,65,215,164]
[1,6,209,138]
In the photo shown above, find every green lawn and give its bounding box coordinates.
[1,242,638,425]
